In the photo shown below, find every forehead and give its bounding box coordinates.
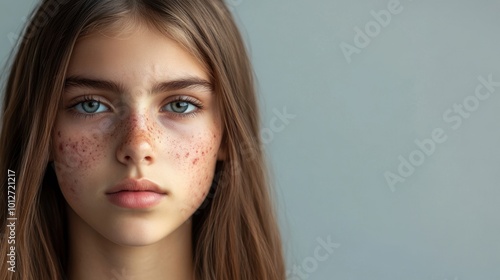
[67,21,209,86]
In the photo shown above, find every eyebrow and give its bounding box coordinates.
[64,75,213,94]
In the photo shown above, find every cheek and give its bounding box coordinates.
[174,132,221,214]
[52,130,107,202]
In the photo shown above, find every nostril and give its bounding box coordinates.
[116,128,155,165]
[123,155,152,162]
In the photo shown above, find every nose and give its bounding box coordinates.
[116,113,155,166]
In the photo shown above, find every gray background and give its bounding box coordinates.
[2,1,500,279]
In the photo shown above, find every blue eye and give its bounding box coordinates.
[162,100,199,114]
[74,100,109,114]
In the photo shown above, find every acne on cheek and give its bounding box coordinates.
[53,130,108,199]
[54,131,104,182]
[178,132,221,214]
[55,132,105,170]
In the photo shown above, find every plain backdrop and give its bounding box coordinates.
[2,1,500,279]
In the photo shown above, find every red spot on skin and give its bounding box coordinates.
[52,28,225,225]
[58,131,61,138]
[56,134,108,171]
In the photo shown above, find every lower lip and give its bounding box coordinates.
[106,191,165,209]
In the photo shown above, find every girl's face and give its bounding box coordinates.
[51,22,223,246]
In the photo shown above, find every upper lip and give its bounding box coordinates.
[106,178,166,194]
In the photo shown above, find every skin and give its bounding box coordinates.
[50,20,223,280]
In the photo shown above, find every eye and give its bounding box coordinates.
[162,99,200,114]
[74,100,109,114]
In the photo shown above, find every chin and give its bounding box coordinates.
[102,218,175,247]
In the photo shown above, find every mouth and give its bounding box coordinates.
[106,178,166,194]
[106,179,167,209]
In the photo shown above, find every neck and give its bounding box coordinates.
[66,207,195,280]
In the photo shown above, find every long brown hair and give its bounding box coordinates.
[0,0,286,279]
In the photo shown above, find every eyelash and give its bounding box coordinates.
[66,95,204,119]
[66,95,105,119]
[164,96,204,119]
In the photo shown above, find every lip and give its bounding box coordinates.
[106,179,167,209]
